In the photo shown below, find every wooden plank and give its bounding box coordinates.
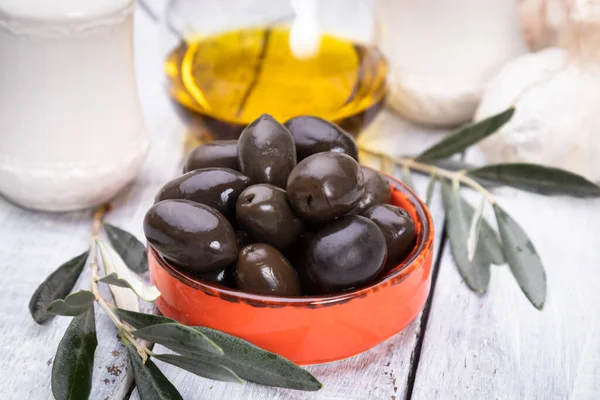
[411,162,600,399]
[129,111,449,400]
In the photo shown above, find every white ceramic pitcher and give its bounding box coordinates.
[0,0,149,211]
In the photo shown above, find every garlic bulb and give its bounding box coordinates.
[476,13,600,181]
[519,0,569,50]
[376,0,527,127]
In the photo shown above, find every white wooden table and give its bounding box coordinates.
[1,7,599,400]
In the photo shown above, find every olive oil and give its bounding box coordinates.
[165,26,387,141]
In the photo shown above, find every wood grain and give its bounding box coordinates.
[411,158,600,399]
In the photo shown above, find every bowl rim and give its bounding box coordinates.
[149,167,434,307]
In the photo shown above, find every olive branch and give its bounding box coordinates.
[359,107,600,309]
[28,206,321,400]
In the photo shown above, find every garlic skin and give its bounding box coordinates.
[377,0,527,127]
[475,47,600,181]
[519,0,569,50]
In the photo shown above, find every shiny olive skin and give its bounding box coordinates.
[195,265,235,287]
[350,167,392,215]
[235,230,252,250]
[154,168,251,216]
[284,116,359,161]
[286,152,365,222]
[235,244,302,296]
[305,215,387,292]
[144,199,238,273]
[183,140,238,173]
[236,184,304,252]
[237,114,297,188]
[285,231,316,294]
[363,204,417,267]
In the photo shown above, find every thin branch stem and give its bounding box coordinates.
[88,204,149,363]
[359,147,496,205]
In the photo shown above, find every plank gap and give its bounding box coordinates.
[404,221,448,400]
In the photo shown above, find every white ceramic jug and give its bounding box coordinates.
[0,0,149,211]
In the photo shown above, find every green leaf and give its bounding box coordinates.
[131,323,223,357]
[115,309,323,391]
[104,223,148,273]
[459,196,505,266]
[416,108,515,162]
[467,197,485,262]
[97,272,161,302]
[153,353,244,383]
[96,240,141,312]
[195,326,323,391]
[425,174,437,207]
[125,339,183,400]
[400,165,414,190]
[468,163,600,198]
[441,181,491,292]
[380,156,396,176]
[47,291,95,316]
[51,306,97,400]
[29,251,89,324]
[114,308,172,327]
[493,204,547,309]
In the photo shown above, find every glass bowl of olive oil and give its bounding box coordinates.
[162,0,387,141]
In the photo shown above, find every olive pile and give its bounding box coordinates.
[144,114,417,296]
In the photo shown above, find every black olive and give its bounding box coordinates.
[238,114,297,188]
[305,215,387,292]
[154,168,251,216]
[183,140,238,173]
[235,244,302,296]
[194,265,235,288]
[143,199,237,273]
[236,184,304,252]
[363,204,417,267]
[286,152,365,222]
[350,167,392,215]
[235,230,252,250]
[284,116,359,161]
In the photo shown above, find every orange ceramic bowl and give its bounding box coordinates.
[149,172,434,365]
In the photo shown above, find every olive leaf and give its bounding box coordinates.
[467,197,485,262]
[131,323,224,357]
[51,306,97,400]
[494,204,547,309]
[124,339,183,400]
[97,272,161,302]
[459,197,505,266]
[441,181,491,293]
[400,165,414,190]
[29,251,89,324]
[47,290,96,317]
[425,174,437,207]
[114,308,323,391]
[416,107,515,162]
[104,223,148,273]
[96,239,140,312]
[380,156,396,176]
[153,354,244,383]
[468,163,600,198]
